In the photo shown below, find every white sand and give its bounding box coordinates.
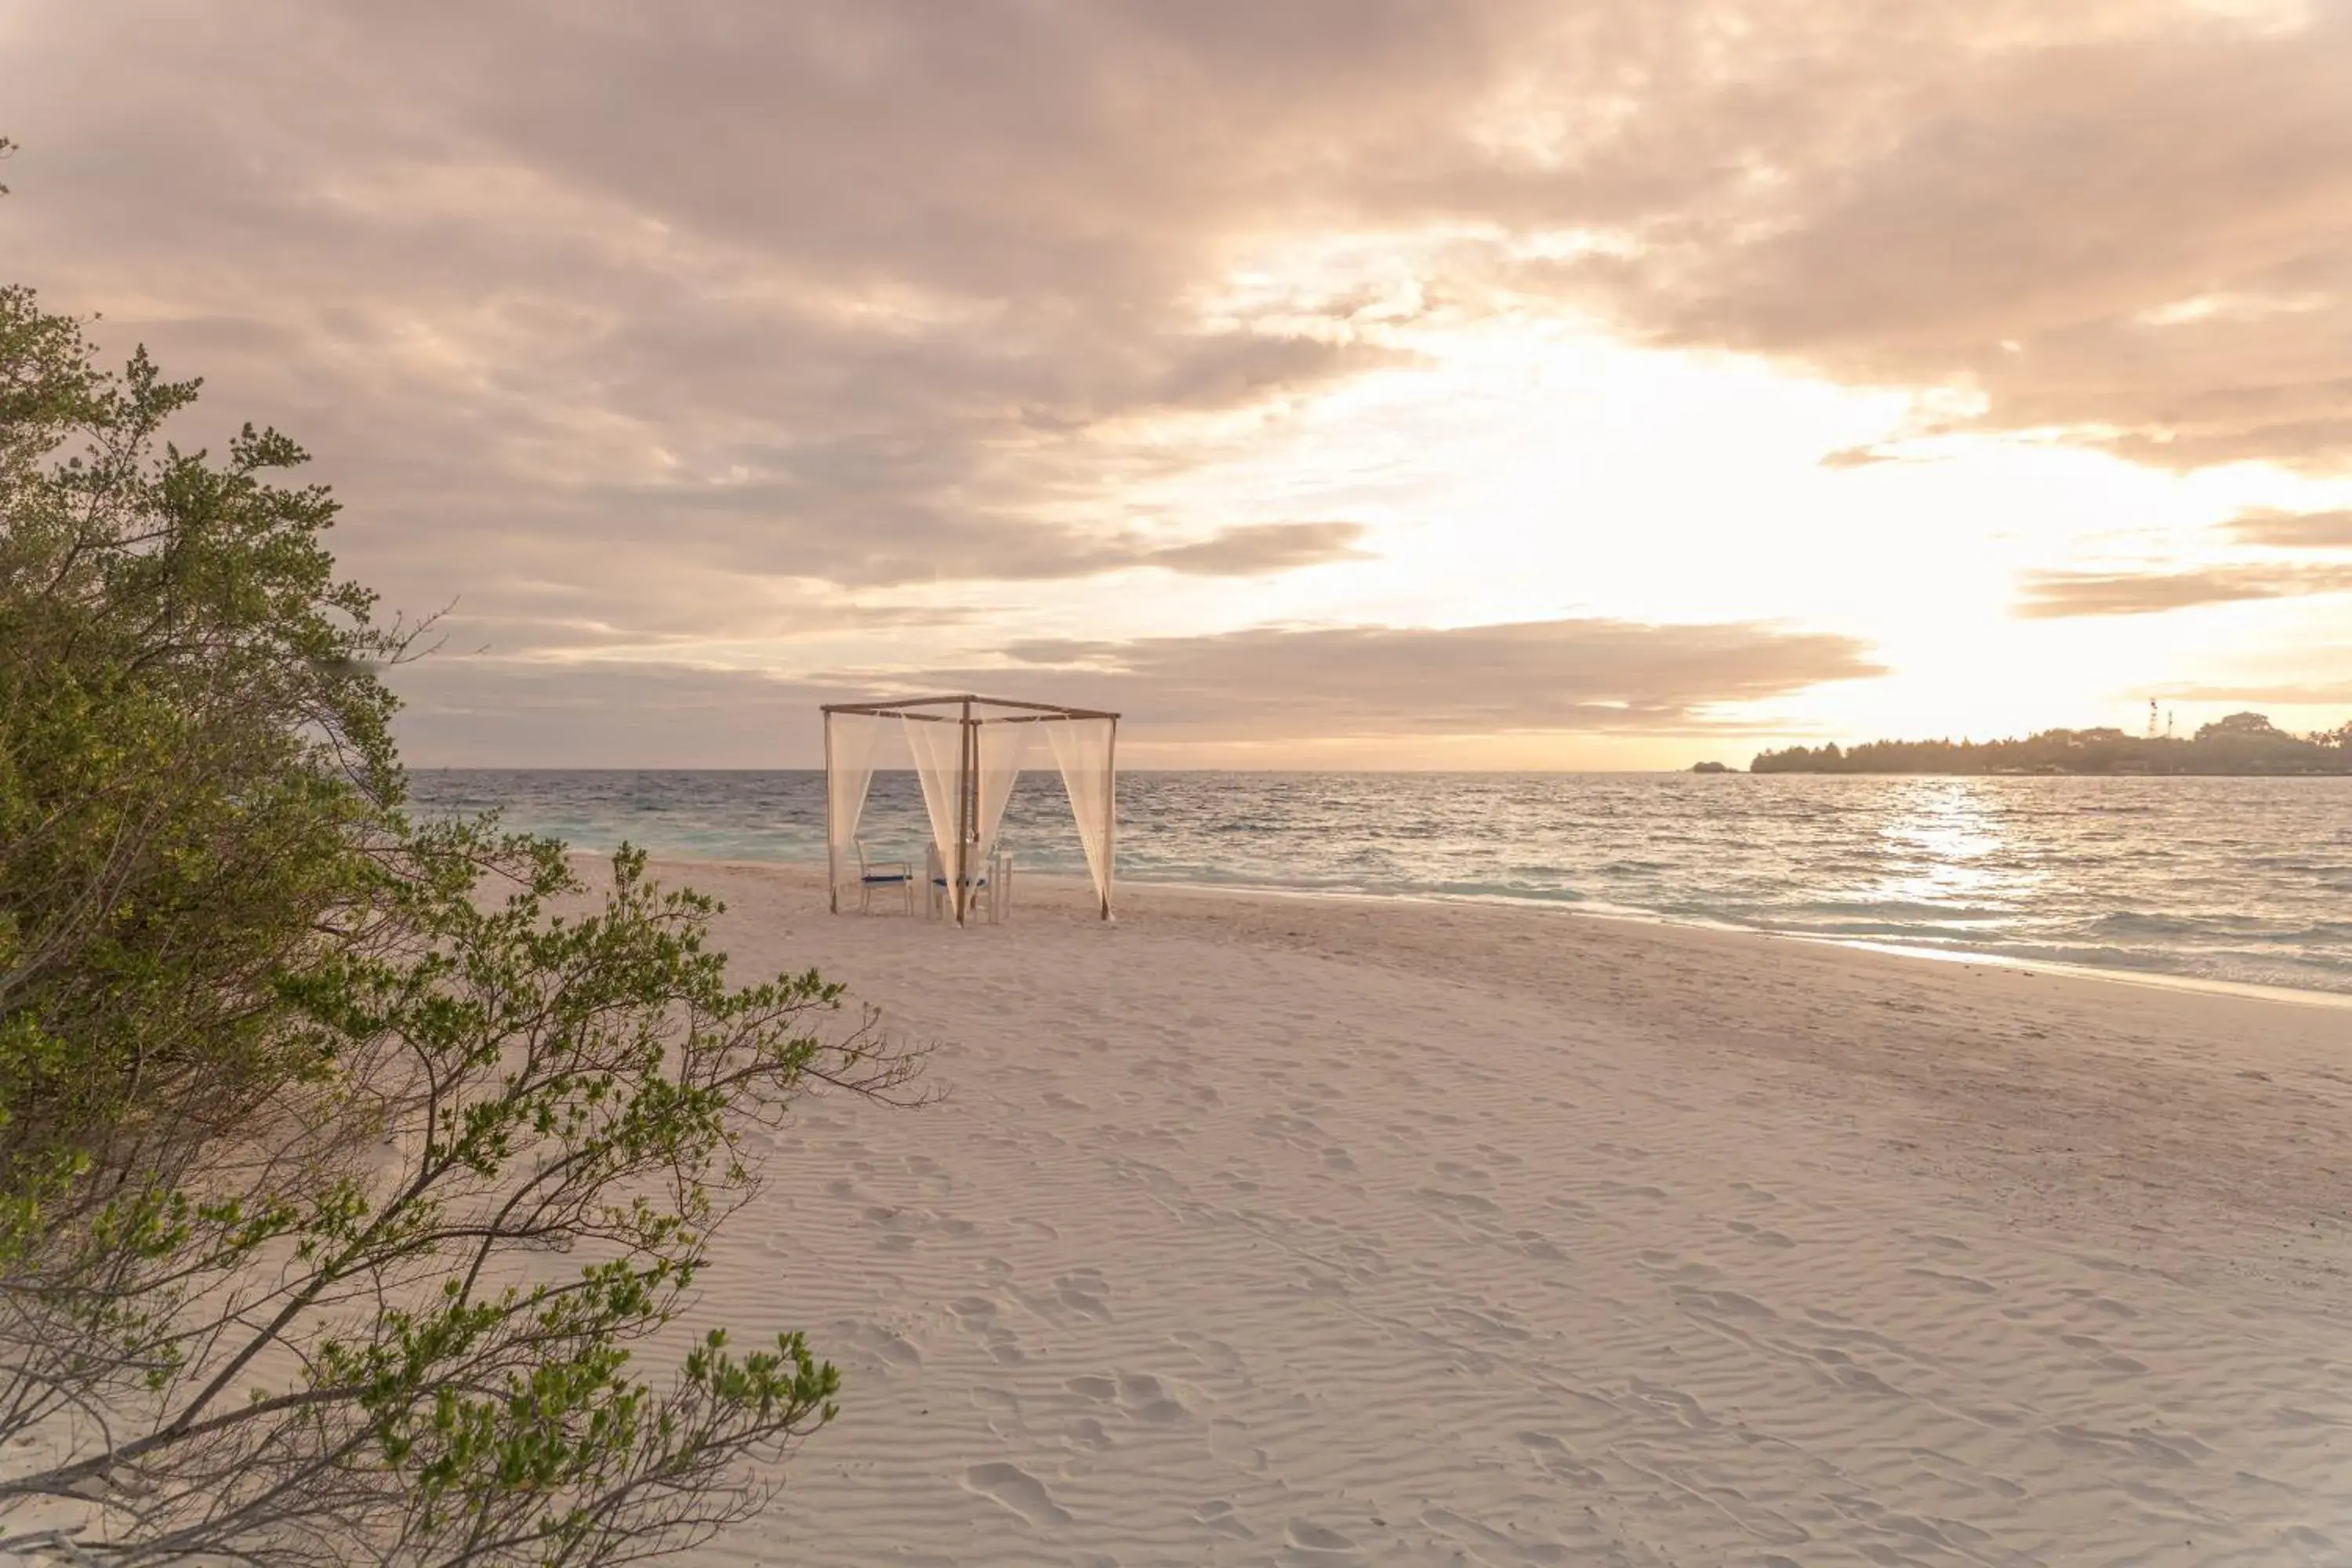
[651,860,2352,1567]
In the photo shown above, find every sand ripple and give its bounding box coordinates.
[644,864,2352,1567]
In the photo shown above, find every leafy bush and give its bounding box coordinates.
[0,285,918,1564]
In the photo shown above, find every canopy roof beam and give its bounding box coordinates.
[822,693,1120,722]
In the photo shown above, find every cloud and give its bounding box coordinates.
[797,517,1377,584]
[7,0,1454,641]
[1143,522,1370,576]
[2017,563,2352,618]
[20,5,2350,486]
[982,618,1886,738]
[14,3,2345,619]
[11,0,2350,764]
[390,614,1882,763]
[1486,6,2352,473]
[2227,507,2352,548]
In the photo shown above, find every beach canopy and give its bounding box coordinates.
[822,695,1120,925]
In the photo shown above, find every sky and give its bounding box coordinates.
[6,0,2350,768]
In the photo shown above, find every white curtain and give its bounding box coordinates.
[975,723,1033,866]
[1046,717,1116,916]
[826,712,885,902]
[902,714,967,906]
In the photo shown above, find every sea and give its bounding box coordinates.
[410,771,2352,1000]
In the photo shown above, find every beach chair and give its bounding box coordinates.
[854,840,914,915]
[926,843,1010,924]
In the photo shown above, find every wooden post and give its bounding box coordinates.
[1102,715,1118,920]
[822,710,838,915]
[956,699,973,926]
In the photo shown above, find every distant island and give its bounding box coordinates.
[1752,711,2352,776]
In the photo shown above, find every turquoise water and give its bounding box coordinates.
[411,770,2352,997]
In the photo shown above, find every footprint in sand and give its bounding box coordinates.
[1055,1269,1112,1320]
[829,1319,922,1369]
[1114,1372,1196,1424]
[1440,1305,1530,1341]
[1290,1267,1350,1298]
[1413,1185,1501,1216]
[1426,1505,1567,1559]
[1207,1417,1269,1473]
[970,1385,1022,1438]
[1169,1329,1243,1373]
[1627,1376,1720,1431]
[1285,1520,1359,1555]
[1515,1231,1566,1261]
[1675,1287,1778,1322]
[1517,1430,1606,1486]
[1595,1179,1668,1200]
[1192,1498,1253,1538]
[962,1462,1073,1526]
[1904,1265,1998,1295]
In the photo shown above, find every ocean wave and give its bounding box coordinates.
[2082,911,2202,938]
[415,770,2352,1001]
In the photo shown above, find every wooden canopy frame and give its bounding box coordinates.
[821,695,1121,924]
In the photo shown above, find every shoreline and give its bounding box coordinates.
[1126,874,2352,1011]
[564,847,2352,1011]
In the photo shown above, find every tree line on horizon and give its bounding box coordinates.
[1750,711,2352,775]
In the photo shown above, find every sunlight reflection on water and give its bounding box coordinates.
[412,771,2352,996]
